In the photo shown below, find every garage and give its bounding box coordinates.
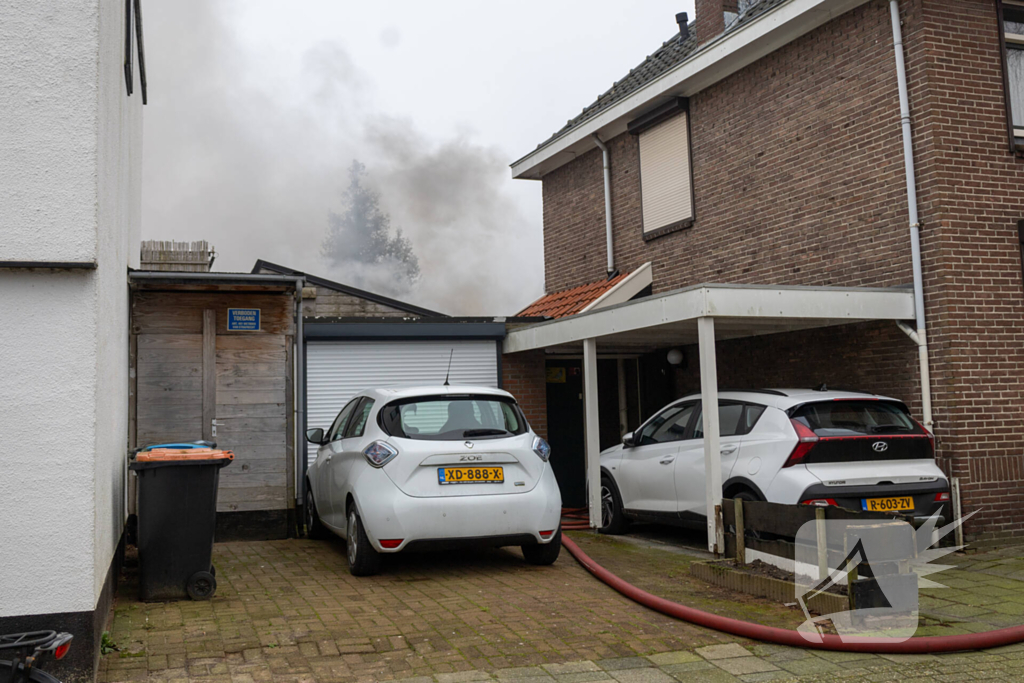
[299,319,508,509]
[304,338,502,466]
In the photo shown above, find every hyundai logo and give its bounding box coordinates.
[464,441,474,449]
[872,441,889,452]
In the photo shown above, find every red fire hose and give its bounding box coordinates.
[561,534,1024,653]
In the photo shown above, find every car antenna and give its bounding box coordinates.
[443,349,454,386]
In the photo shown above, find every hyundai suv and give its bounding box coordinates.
[598,389,949,533]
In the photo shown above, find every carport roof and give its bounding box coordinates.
[502,283,915,353]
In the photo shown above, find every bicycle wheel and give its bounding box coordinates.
[0,661,63,683]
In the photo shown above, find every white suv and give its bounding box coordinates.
[598,389,949,534]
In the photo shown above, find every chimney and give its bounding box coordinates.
[140,240,216,272]
[676,12,690,41]
[694,0,740,46]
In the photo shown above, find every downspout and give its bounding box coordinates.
[295,280,306,523]
[592,134,615,276]
[889,0,933,428]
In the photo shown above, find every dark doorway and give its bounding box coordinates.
[545,357,645,508]
[545,359,586,507]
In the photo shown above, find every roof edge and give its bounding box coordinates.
[252,259,446,317]
[511,0,870,180]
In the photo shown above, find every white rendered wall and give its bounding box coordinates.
[0,2,100,263]
[0,0,142,618]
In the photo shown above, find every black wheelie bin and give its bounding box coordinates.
[129,447,234,601]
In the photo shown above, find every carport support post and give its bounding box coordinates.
[583,337,602,528]
[697,316,724,555]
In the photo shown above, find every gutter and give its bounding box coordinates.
[888,0,934,428]
[592,135,615,276]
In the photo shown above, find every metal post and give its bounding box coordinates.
[583,338,602,528]
[697,317,724,554]
[734,497,745,564]
[816,507,828,581]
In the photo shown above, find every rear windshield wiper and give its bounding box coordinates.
[463,428,509,437]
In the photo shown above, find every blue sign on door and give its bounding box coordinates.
[227,308,260,331]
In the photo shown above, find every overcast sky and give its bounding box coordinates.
[141,1,694,315]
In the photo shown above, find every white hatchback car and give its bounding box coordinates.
[598,389,950,534]
[304,386,563,575]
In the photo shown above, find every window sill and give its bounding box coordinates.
[642,218,694,242]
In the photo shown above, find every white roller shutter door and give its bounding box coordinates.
[305,340,499,465]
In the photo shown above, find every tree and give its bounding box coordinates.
[321,160,420,288]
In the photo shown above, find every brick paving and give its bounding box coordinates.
[98,534,1024,683]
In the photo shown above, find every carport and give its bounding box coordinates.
[503,283,917,553]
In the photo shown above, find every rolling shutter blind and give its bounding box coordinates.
[638,112,693,234]
[305,340,499,465]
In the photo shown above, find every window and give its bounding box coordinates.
[344,398,375,439]
[638,402,697,445]
[378,395,527,441]
[791,400,922,437]
[693,402,765,439]
[1001,1,1024,149]
[637,110,694,238]
[326,398,360,442]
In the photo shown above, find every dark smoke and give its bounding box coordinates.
[141,0,542,315]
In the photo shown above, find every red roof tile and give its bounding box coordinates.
[518,272,629,319]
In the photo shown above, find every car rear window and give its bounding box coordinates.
[378,395,528,440]
[791,400,922,437]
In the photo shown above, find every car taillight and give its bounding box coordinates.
[801,498,837,507]
[911,417,935,455]
[935,492,950,502]
[783,419,819,468]
[379,539,403,549]
[539,530,555,538]
[363,441,399,467]
[532,436,551,462]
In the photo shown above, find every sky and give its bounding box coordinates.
[141,1,694,315]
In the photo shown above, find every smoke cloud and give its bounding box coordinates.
[141,0,543,315]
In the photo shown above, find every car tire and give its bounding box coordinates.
[346,507,381,577]
[305,487,328,540]
[599,476,629,535]
[522,528,561,565]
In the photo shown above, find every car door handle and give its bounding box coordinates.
[659,457,676,465]
[720,445,738,455]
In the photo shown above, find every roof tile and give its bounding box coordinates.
[518,272,629,319]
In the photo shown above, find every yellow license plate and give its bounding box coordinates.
[438,466,504,485]
[862,496,914,512]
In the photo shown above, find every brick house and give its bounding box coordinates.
[505,0,1024,544]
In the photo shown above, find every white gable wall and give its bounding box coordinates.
[0,0,142,618]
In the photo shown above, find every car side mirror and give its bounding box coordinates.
[622,432,635,448]
[305,428,325,445]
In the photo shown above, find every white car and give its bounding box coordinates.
[304,386,563,575]
[598,389,950,534]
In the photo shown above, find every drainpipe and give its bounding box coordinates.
[889,0,933,428]
[592,134,615,276]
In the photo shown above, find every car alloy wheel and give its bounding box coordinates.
[601,484,614,529]
[347,509,359,566]
[305,491,315,531]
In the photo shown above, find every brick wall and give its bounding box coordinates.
[538,0,1024,542]
[502,350,548,440]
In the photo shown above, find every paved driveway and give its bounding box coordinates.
[98,534,1024,683]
